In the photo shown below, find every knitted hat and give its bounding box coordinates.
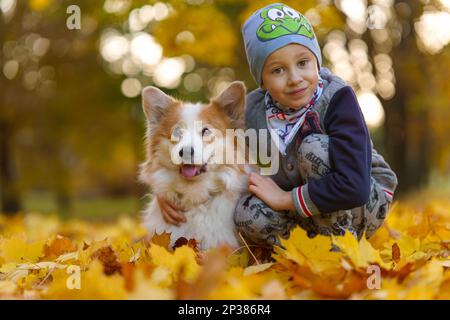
[242,3,322,85]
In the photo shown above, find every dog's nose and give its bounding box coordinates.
[179,147,194,158]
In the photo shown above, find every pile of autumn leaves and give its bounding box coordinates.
[0,198,449,300]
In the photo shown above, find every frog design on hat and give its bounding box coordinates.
[256,4,315,41]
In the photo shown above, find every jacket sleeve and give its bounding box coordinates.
[291,86,372,217]
[371,146,398,202]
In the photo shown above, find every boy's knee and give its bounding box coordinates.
[298,134,331,180]
[234,194,292,246]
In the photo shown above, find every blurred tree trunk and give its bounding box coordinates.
[383,0,430,194]
[0,1,24,214]
[0,121,22,214]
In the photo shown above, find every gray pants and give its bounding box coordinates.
[234,134,392,247]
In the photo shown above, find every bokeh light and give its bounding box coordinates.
[153,2,170,21]
[338,0,367,34]
[3,60,19,80]
[130,33,162,66]
[100,31,129,63]
[103,0,131,15]
[121,78,142,98]
[153,58,185,89]
[0,0,16,18]
[357,91,385,128]
[415,10,450,54]
[183,73,203,92]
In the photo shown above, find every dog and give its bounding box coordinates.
[139,82,249,250]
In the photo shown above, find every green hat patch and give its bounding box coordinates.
[256,4,314,41]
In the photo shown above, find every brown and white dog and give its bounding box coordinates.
[139,82,249,250]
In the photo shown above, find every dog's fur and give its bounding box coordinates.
[139,82,249,250]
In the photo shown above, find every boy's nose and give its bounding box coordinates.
[288,69,304,85]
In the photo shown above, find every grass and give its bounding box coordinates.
[23,191,145,221]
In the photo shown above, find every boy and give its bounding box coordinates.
[233,3,398,246]
[156,3,397,248]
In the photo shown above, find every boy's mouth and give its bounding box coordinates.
[287,87,307,96]
[179,164,207,179]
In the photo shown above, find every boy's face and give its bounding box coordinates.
[261,44,319,110]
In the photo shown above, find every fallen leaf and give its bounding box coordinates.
[243,262,274,276]
[91,246,122,276]
[392,243,401,263]
[0,236,45,263]
[332,232,392,270]
[43,236,76,260]
[150,232,171,249]
[149,244,200,282]
[275,227,342,274]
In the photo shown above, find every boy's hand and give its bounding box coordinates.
[156,195,186,226]
[248,172,295,212]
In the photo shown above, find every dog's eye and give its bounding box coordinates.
[171,127,183,140]
[202,127,211,136]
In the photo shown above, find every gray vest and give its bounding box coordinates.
[245,68,398,194]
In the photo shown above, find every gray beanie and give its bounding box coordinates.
[242,3,322,85]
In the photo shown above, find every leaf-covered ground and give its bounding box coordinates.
[0,197,449,300]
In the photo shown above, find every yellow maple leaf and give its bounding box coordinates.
[400,260,445,299]
[332,232,392,270]
[275,227,342,274]
[227,247,251,268]
[111,237,136,263]
[381,234,441,266]
[0,236,45,263]
[207,267,286,300]
[127,268,174,300]
[149,244,200,282]
[44,260,127,300]
[76,239,110,269]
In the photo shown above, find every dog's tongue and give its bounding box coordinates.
[181,165,200,178]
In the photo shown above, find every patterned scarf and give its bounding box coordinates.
[265,77,324,155]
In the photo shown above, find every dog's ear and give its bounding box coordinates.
[141,86,175,129]
[212,81,246,129]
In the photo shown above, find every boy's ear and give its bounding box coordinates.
[141,86,175,129]
[212,81,246,129]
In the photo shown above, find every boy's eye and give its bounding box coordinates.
[298,60,309,67]
[272,67,284,74]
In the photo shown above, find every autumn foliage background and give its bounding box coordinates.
[0,0,449,299]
